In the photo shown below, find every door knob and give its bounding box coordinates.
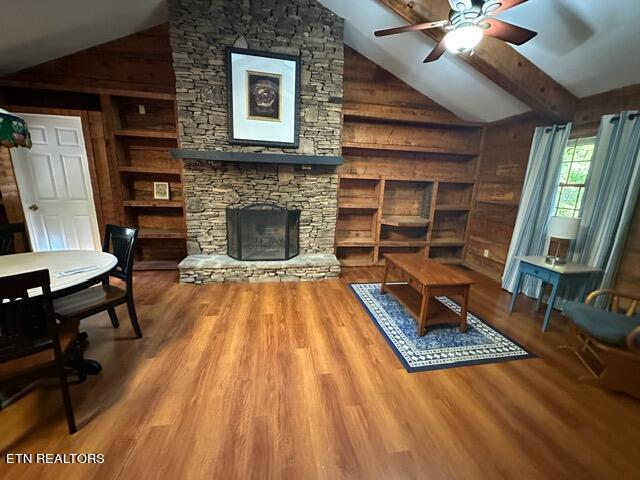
[28,204,39,211]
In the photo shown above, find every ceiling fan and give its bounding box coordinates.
[374,0,537,63]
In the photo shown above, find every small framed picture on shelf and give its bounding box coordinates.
[226,47,301,148]
[153,182,170,200]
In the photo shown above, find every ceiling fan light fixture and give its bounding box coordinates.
[443,25,483,53]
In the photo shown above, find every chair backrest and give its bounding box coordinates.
[102,224,138,283]
[0,223,27,256]
[0,269,58,364]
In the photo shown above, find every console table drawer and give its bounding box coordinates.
[520,261,552,282]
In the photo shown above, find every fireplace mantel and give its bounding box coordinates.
[171,149,343,166]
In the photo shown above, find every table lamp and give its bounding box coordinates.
[545,216,580,266]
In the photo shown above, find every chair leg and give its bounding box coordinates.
[126,296,143,339]
[54,355,77,434]
[107,308,120,328]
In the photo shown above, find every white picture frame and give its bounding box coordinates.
[226,47,301,148]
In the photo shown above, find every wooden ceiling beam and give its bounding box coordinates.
[376,0,578,122]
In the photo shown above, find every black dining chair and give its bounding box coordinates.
[0,222,29,255]
[0,269,79,434]
[53,225,142,339]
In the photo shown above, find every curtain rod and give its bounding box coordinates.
[545,125,567,133]
[544,113,638,132]
[610,113,638,123]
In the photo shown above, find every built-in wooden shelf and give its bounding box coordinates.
[336,239,376,247]
[435,205,471,211]
[341,141,479,156]
[379,240,427,247]
[105,93,186,271]
[381,216,430,228]
[118,166,182,175]
[114,128,178,139]
[122,200,183,208]
[339,200,379,209]
[430,239,466,247]
[138,228,187,239]
[134,260,180,271]
[475,199,519,207]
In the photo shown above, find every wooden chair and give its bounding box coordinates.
[53,225,143,339]
[0,222,29,255]
[562,289,640,399]
[0,269,79,434]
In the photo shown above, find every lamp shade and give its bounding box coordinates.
[0,108,32,149]
[547,216,580,240]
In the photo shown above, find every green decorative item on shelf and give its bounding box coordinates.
[0,108,32,149]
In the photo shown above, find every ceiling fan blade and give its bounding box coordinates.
[375,20,449,37]
[482,0,529,16]
[423,40,447,63]
[483,18,537,46]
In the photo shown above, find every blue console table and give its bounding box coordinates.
[509,256,601,331]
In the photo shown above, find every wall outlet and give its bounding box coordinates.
[138,104,146,115]
[483,249,490,258]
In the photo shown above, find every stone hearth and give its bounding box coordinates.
[179,254,340,283]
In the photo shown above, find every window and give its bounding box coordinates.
[554,137,595,218]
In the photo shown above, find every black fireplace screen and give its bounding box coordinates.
[226,204,300,261]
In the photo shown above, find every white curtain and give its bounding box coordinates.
[573,111,640,292]
[502,124,572,295]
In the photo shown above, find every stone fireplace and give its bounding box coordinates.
[168,0,344,283]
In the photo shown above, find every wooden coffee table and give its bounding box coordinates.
[380,253,474,336]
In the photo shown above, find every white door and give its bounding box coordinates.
[10,113,100,251]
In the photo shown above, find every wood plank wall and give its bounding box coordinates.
[465,84,640,287]
[0,24,175,240]
[577,84,640,295]
[464,113,544,279]
[2,25,174,94]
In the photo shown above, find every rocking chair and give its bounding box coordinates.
[562,289,640,400]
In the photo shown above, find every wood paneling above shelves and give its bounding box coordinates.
[342,121,482,156]
[342,102,483,128]
[2,25,176,96]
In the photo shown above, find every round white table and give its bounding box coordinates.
[0,250,117,296]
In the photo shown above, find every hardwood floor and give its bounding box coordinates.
[2,267,639,479]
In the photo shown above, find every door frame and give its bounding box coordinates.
[4,106,107,240]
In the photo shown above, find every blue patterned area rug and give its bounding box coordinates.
[349,283,534,373]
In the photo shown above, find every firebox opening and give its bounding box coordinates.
[226,204,300,261]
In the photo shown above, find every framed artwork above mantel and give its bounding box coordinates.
[226,47,301,148]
